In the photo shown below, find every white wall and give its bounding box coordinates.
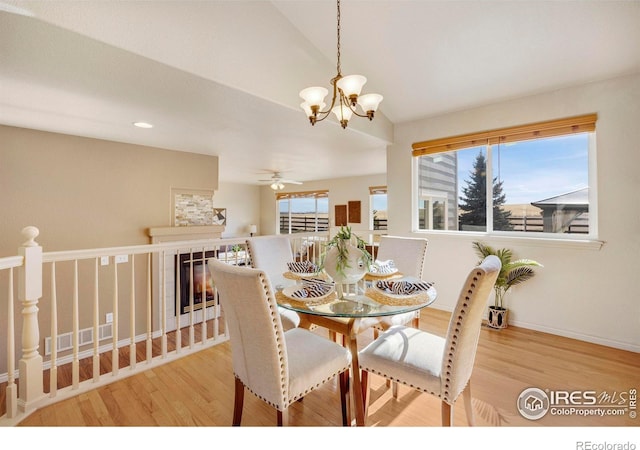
[214,181,261,238]
[388,73,640,352]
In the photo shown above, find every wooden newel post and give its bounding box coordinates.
[18,226,45,411]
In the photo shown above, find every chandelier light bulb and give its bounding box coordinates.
[332,104,353,128]
[357,93,384,119]
[301,101,327,120]
[336,75,367,104]
[299,87,329,107]
[300,102,314,117]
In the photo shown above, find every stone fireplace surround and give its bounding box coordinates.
[147,225,225,332]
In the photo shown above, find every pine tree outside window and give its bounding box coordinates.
[412,114,597,238]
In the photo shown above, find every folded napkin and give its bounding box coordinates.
[290,283,332,299]
[370,259,397,274]
[301,277,335,288]
[287,260,318,273]
[375,280,434,295]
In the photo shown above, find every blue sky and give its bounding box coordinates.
[278,133,589,214]
[457,133,589,204]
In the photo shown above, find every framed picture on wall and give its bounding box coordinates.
[171,188,214,226]
[212,208,227,225]
[348,201,361,223]
[335,205,347,226]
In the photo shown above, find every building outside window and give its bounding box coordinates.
[412,114,596,237]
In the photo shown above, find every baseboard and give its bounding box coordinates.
[506,319,640,353]
[428,305,639,353]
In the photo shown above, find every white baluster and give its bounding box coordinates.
[92,258,100,383]
[50,262,58,394]
[188,249,195,348]
[72,259,79,389]
[129,254,136,369]
[112,259,119,376]
[201,247,207,344]
[145,253,152,363]
[175,251,181,353]
[161,250,167,358]
[6,267,17,418]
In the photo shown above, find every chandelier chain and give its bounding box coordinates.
[336,0,341,75]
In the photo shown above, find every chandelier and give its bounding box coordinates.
[299,0,383,129]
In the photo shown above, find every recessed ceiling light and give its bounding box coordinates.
[133,122,153,129]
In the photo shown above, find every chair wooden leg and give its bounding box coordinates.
[232,377,245,426]
[277,408,289,426]
[339,370,350,426]
[361,369,370,422]
[462,383,475,426]
[392,381,399,399]
[441,401,453,426]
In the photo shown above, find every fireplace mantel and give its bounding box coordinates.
[147,225,225,243]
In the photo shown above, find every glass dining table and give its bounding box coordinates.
[275,272,437,426]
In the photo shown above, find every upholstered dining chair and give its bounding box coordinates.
[246,235,301,331]
[357,236,429,396]
[365,235,429,333]
[358,255,501,426]
[208,258,352,426]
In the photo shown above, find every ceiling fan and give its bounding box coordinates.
[258,172,303,190]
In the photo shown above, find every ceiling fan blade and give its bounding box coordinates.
[282,179,303,185]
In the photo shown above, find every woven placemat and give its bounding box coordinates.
[283,271,326,281]
[363,271,404,282]
[365,288,431,306]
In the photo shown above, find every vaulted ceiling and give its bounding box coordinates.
[1,1,639,185]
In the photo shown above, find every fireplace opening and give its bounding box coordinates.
[176,251,216,315]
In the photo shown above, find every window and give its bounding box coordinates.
[369,186,388,230]
[412,114,596,237]
[277,190,329,234]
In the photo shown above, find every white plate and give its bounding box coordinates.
[282,285,334,302]
[366,267,399,277]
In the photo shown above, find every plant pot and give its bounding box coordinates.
[487,306,508,329]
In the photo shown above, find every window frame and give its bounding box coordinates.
[276,190,329,234]
[411,114,602,247]
[369,185,388,231]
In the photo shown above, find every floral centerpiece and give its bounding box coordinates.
[321,227,372,297]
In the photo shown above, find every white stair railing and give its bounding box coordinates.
[0,228,330,426]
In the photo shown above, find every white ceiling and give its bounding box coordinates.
[1,0,639,185]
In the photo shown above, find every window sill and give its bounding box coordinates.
[413,229,604,251]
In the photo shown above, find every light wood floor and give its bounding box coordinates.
[10,309,640,427]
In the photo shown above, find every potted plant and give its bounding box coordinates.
[472,241,543,329]
[322,226,372,296]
